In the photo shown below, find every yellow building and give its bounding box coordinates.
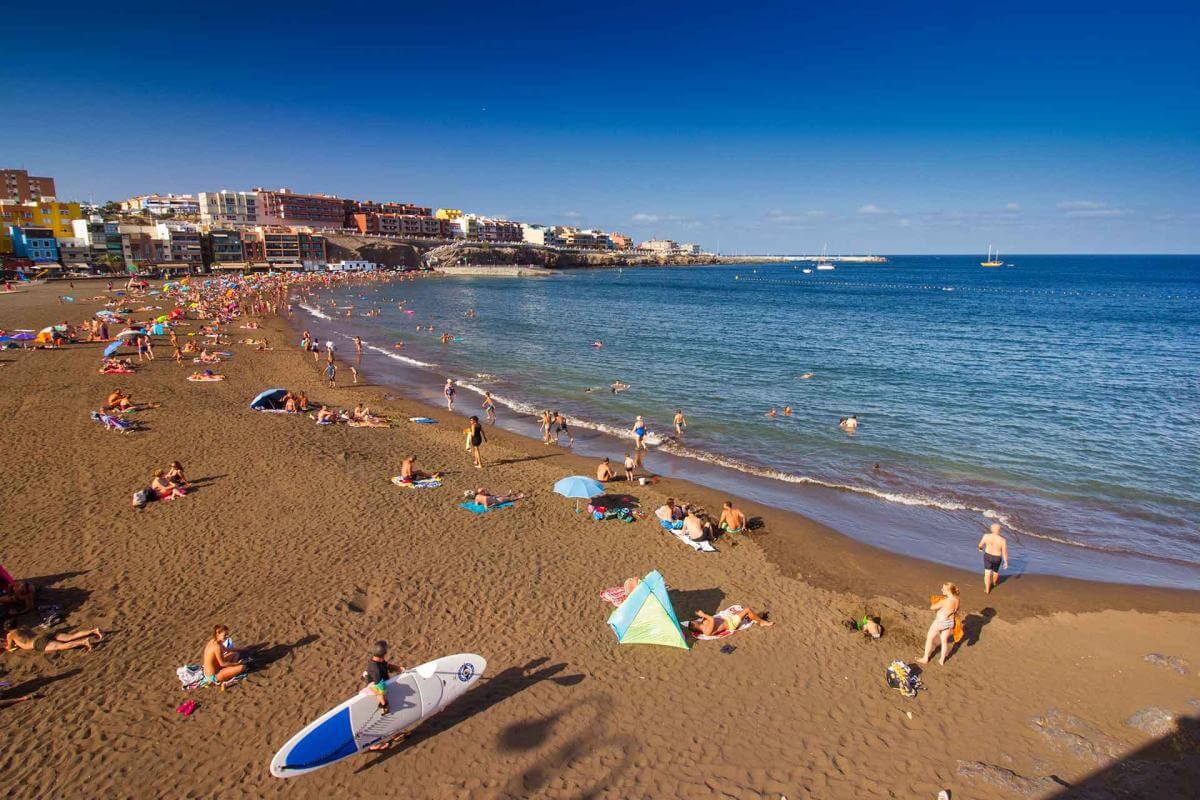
[0,200,84,253]
[434,208,463,221]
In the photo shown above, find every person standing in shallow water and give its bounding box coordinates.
[978,523,1009,594]
[443,379,456,411]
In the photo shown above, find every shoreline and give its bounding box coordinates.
[283,289,1200,613]
[290,278,1200,593]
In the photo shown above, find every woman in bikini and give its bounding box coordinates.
[918,582,960,666]
[165,461,189,489]
[150,469,186,501]
[687,606,774,636]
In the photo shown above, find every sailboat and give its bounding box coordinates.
[816,243,835,270]
[981,245,1002,267]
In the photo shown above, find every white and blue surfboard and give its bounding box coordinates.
[270,653,486,778]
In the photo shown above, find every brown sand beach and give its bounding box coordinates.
[1,278,1198,799]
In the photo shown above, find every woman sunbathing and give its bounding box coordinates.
[5,620,104,653]
[195,349,221,364]
[188,370,224,381]
[687,606,774,636]
[165,461,189,489]
[314,406,337,425]
[104,389,135,412]
[474,487,526,508]
[150,469,186,501]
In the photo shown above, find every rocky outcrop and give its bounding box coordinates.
[323,235,730,271]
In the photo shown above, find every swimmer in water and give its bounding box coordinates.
[766,408,777,418]
[673,410,687,436]
[839,415,859,432]
[782,406,792,416]
[592,340,603,348]
[799,373,814,380]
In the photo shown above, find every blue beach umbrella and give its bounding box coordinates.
[553,475,605,511]
[103,340,125,358]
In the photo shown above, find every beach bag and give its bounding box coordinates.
[132,489,151,508]
[177,664,205,690]
[885,660,923,698]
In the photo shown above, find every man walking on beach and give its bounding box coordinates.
[978,523,1009,594]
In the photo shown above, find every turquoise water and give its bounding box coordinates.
[295,256,1200,587]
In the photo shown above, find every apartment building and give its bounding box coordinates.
[155,222,203,267]
[8,226,60,262]
[245,226,328,265]
[609,232,633,250]
[72,217,124,263]
[121,194,200,216]
[345,200,432,221]
[202,229,246,265]
[452,215,522,242]
[556,227,614,250]
[349,212,450,238]
[0,199,84,238]
[56,238,91,266]
[1,169,56,202]
[521,224,563,247]
[637,238,682,254]
[198,190,258,225]
[255,188,344,229]
[435,208,464,221]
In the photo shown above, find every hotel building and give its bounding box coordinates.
[198,190,258,225]
[1,169,56,202]
[255,189,344,229]
[120,194,200,216]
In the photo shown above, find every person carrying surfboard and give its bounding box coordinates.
[365,641,402,716]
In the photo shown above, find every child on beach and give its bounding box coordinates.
[364,641,400,715]
[325,360,337,388]
[624,452,636,482]
[444,379,456,410]
[482,391,496,424]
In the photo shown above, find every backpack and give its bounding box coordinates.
[132,489,151,508]
[886,660,923,698]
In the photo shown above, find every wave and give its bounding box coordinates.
[362,343,437,369]
[297,303,331,321]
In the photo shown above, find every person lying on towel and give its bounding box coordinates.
[474,487,526,508]
[687,606,774,637]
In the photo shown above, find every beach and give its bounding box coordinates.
[1,278,1198,799]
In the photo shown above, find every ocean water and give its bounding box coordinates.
[294,256,1200,588]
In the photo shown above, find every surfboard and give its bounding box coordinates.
[269,653,486,778]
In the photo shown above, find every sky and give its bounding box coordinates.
[3,1,1198,253]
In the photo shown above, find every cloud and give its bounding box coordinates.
[561,210,582,220]
[630,212,702,227]
[1056,200,1130,219]
[1004,202,1021,212]
[857,203,896,216]
[765,209,828,226]
[631,213,659,223]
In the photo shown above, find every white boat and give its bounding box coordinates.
[815,243,835,270]
[802,268,813,274]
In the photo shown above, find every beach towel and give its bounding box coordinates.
[187,374,224,382]
[886,660,924,698]
[666,526,717,552]
[690,605,753,640]
[459,501,514,514]
[91,411,132,432]
[600,586,629,607]
[408,417,437,424]
[391,476,443,489]
[177,664,206,690]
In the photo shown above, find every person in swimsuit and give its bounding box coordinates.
[399,455,432,482]
[363,640,405,749]
[474,487,526,508]
[202,624,246,686]
[540,410,553,444]
[553,411,574,446]
[596,458,615,482]
[632,416,647,451]
[918,582,960,666]
[482,392,496,424]
[5,620,103,653]
[150,470,186,501]
[465,416,486,469]
[687,606,774,636]
[165,461,189,489]
[0,567,36,612]
[623,452,636,482]
[673,410,687,436]
[978,523,1010,594]
[443,379,456,411]
[682,509,713,542]
[718,501,747,534]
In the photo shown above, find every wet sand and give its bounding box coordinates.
[1,279,1198,799]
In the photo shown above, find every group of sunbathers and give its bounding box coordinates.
[147,461,189,501]
[653,498,749,542]
[103,389,156,413]
[310,402,390,427]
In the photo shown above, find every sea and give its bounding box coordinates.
[293,255,1200,589]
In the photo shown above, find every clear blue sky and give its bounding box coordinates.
[3,1,1197,253]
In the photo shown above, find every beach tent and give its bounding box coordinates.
[606,570,689,650]
[249,388,288,411]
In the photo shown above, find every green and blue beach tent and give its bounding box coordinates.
[606,570,689,650]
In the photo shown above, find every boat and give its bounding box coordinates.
[981,245,1003,267]
[802,268,813,274]
[815,243,835,270]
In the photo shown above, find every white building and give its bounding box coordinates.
[328,260,377,272]
[521,223,564,247]
[637,238,681,254]
[198,190,258,225]
[120,193,200,216]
